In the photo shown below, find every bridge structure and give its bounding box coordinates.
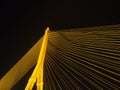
[0,24,120,90]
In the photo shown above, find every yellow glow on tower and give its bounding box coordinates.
[25,27,50,90]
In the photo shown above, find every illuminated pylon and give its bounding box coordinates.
[25,27,50,90]
[1,24,120,90]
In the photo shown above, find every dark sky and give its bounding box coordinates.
[0,0,120,89]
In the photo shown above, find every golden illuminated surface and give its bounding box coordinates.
[0,36,43,90]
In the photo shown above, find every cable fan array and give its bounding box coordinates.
[43,24,120,90]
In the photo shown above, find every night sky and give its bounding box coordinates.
[0,0,120,89]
